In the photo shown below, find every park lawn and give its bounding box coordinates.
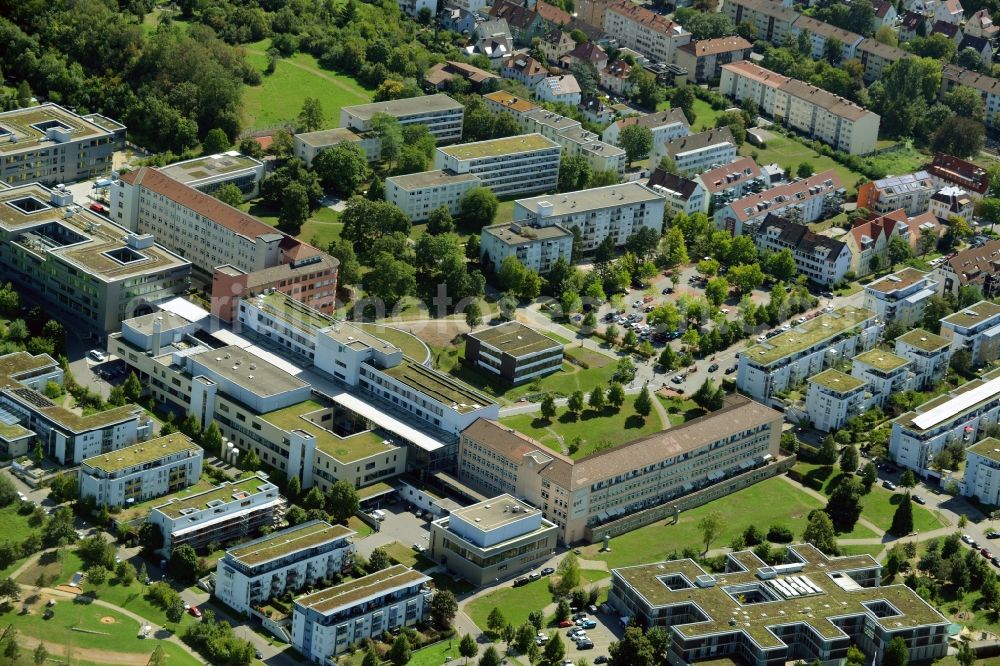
[0,504,42,546]
[80,575,197,634]
[381,541,435,571]
[242,44,373,130]
[739,134,863,196]
[16,551,83,588]
[2,599,144,654]
[500,398,666,459]
[405,641,466,666]
[466,577,554,632]
[579,476,825,569]
[297,206,342,249]
[866,143,931,176]
[358,324,429,363]
[495,199,516,225]
[836,544,884,560]
[655,98,724,130]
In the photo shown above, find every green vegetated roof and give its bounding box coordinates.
[82,432,199,473]
[295,564,429,614]
[743,307,875,366]
[852,350,908,373]
[440,134,557,160]
[153,474,272,519]
[895,329,949,352]
[261,399,398,463]
[228,521,353,567]
[808,369,866,393]
[382,358,493,412]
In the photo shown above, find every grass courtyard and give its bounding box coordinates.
[241,41,373,130]
[466,576,554,632]
[500,397,666,458]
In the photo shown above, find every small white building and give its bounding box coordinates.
[895,329,952,389]
[646,170,707,216]
[341,95,465,144]
[480,221,574,274]
[384,170,482,222]
[862,267,939,327]
[78,433,203,509]
[215,521,356,615]
[850,350,915,408]
[939,300,1000,367]
[805,369,869,432]
[929,187,974,221]
[292,564,432,662]
[963,437,1000,503]
[294,129,381,166]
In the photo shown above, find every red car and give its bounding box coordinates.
[189,606,202,618]
[558,620,574,628]
[982,549,993,559]
[88,203,107,215]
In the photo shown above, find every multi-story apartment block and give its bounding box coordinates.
[512,182,665,253]
[149,472,284,554]
[863,267,938,327]
[844,211,935,278]
[479,221,573,274]
[715,170,844,236]
[657,128,737,176]
[646,169,707,217]
[0,182,191,333]
[939,300,1000,367]
[856,171,936,216]
[720,61,880,155]
[482,92,541,129]
[933,238,1000,298]
[464,322,564,384]
[851,350,915,408]
[963,437,1000,503]
[603,0,691,64]
[521,108,626,176]
[736,306,881,404]
[78,433,203,508]
[856,39,909,83]
[895,328,952,389]
[429,494,559,586]
[0,103,125,186]
[755,214,852,286]
[384,170,482,222]
[458,394,783,543]
[941,64,1000,129]
[791,16,863,61]
[159,152,265,201]
[928,152,989,197]
[601,108,690,153]
[674,36,752,83]
[806,369,869,432]
[890,367,1000,476]
[722,0,801,44]
[0,351,151,464]
[292,564,431,662]
[695,156,767,212]
[293,128,381,166]
[340,95,465,144]
[433,134,561,197]
[215,520,356,615]
[609,545,949,666]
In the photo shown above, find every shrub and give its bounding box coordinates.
[767,525,794,543]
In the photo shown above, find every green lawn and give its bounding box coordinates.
[655,98,725,130]
[866,143,931,176]
[0,504,42,545]
[406,641,465,666]
[82,575,198,635]
[500,397,666,458]
[237,201,341,249]
[466,577,554,632]
[15,551,83,588]
[357,324,428,363]
[836,544,885,559]
[242,42,373,130]
[380,541,435,571]
[740,134,864,196]
[579,476,826,569]
[495,199,516,224]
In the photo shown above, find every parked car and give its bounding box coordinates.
[983,549,994,559]
[528,571,541,581]
[725,365,737,374]
[541,567,555,575]
[708,363,719,372]
[558,619,574,628]
[883,480,896,490]
[188,606,202,618]
[513,577,529,587]
[912,495,926,505]
[580,620,597,629]
[577,640,595,650]
[87,349,106,362]
[594,657,608,664]
[987,529,1000,539]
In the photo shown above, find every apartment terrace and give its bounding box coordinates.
[743,307,875,366]
[809,368,865,392]
[439,134,556,160]
[896,329,950,353]
[295,564,430,614]
[82,432,199,474]
[261,399,398,463]
[382,358,493,413]
[228,521,354,568]
[115,476,218,523]
[0,105,104,154]
[154,474,274,519]
[853,350,908,373]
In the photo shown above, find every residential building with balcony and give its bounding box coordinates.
[215,520,356,615]
[511,182,665,253]
[340,95,464,144]
[0,103,125,186]
[862,267,938,327]
[78,432,203,508]
[890,367,1000,476]
[609,545,949,666]
[384,170,482,222]
[715,170,844,236]
[895,329,952,389]
[754,214,852,287]
[646,169,707,217]
[722,0,801,45]
[790,16,863,61]
[940,300,1000,367]
[856,171,936,216]
[736,306,881,405]
[941,64,1000,130]
[291,564,432,662]
[933,239,1000,298]
[464,322,564,385]
[851,350,915,408]
[695,156,767,212]
[963,437,1000,503]
[856,39,909,83]
[159,152,265,201]
[657,128,737,177]
[479,221,573,274]
[433,135,561,197]
[521,108,625,175]
[603,0,691,64]
[674,36,752,83]
[458,394,783,543]
[149,472,284,555]
[806,369,870,432]
[482,92,540,129]
[0,182,191,333]
[428,494,558,586]
[601,108,690,154]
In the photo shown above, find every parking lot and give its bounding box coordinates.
[553,604,621,661]
[354,498,436,557]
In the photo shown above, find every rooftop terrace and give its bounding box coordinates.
[228,520,354,567]
[382,358,493,412]
[439,134,558,161]
[159,152,261,184]
[468,322,562,357]
[808,368,866,393]
[865,267,931,294]
[153,473,274,519]
[295,564,430,614]
[742,307,875,366]
[895,328,950,352]
[261,399,399,463]
[82,432,199,474]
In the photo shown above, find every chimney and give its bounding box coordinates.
[151,316,163,356]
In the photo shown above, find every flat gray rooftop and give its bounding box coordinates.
[482,222,572,245]
[386,169,480,191]
[159,152,261,184]
[189,345,308,397]
[452,493,540,530]
[295,127,363,147]
[343,94,464,121]
[516,182,662,217]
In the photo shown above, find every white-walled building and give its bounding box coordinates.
[521,108,626,176]
[963,437,1000,504]
[512,182,665,253]
[292,564,432,662]
[293,129,381,166]
[78,433,203,508]
[857,172,936,217]
[480,221,574,273]
[790,16,863,62]
[696,156,768,212]
[535,75,582,105]
[384,170,482,222]
[340,95,464,144]
[149,472,284,555]
[657,128,738,176]
[433,134,561,197]
[755,214,852,287]
[601,108,690,153]
[603,0,691,64]
[215,521,356,615]
[863,268,939,327]
[806,369,869,432]
[646,170,707,216]
[159,152,265,201]
[929,186,974,221]
[736,307,881,404]
[939,300,1000,367]
[895,329,952,389]
[715,170,844,236]
[851,350,916,408]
